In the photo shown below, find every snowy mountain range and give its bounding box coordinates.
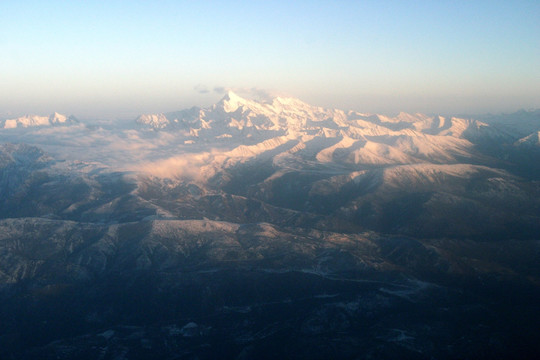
[1,92,539,233]
[1,92,540,359]
[3,92,538,172]
[1,112,78,129]
[133,91,539,168]
[1,92,539,234]
[137,91,539,137]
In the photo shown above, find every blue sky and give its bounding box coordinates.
[1,0,539,118]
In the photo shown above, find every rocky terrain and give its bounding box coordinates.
[0,93,539,359]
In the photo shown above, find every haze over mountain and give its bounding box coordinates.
[1,93,540,359]
[3,2,539,118]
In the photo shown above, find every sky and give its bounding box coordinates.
[1,0,539,119]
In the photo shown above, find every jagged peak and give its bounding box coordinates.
[136,113,170,129]
[216,91,251,113]
[49,112,68,123]
[221,90,245,103]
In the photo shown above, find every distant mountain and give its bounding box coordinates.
[2,112,78,129]
[134,92,538,166]
[478,109,540,138]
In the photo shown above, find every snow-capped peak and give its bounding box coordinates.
[50,112,68,124]
[136,113,170,129]
[216,91,252,113]
[221,90,244,104]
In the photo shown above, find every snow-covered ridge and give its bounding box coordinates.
[136,91,351,134]
[2,112,78,129]
[136,113,170,129]
[515,131,540,147]
[127,92,540,178]
[1,92,539,182]
[134,91,539,145]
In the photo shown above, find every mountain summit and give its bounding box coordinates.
[132,93,540,162]
[216,91,253,113]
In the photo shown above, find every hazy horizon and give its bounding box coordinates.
[2,1,539,119]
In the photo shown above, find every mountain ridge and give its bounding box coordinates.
[134,92,540,146]
[1,112,78,129]
[1,93,540,359]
